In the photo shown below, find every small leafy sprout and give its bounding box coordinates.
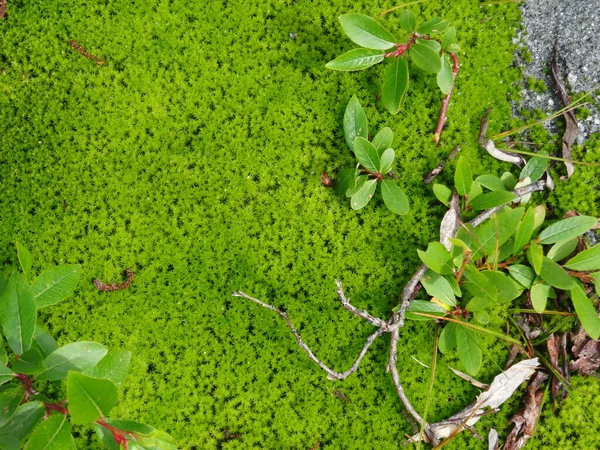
[335,96,409,215]
[326,12,460,144]
[411,162,600,375]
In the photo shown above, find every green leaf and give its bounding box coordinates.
[420,270,456,307]
[417,242,454,275]
[10,347,45,375]
[24,414,74,450]
[338,14,397,50]
[513,207,536,255]
[0,367,12,386]
[463,265,497,304]
[382,57,409,115]
[372,127,394,154]
[346,174,367,197]
[405,300,446,321]
[410,42,442,73]
[438,322,457,353]
[539,257,574,290]
[501,172,517,190]
[454,156,472,196]
[475,174,506,192]
[436,54,453,94]
[88,350,131,388]
[95,419,177,450]
[570,283,600,340]
[467,181,482,202]
[416,39,441,53]
[31,265,82,309]
[433,184,452,207]
[16,242,32,283]
[33,327,58,358]
[0,402,44,442]
[37,342,108,381]
[564,244,600,271]
[445,43,460,53]
[343,96,369,151]
[468,191,516,210]
[531,282,551,314]
[447,275,462,297]
[417,17,449,35]
[325,48,385,72]
[520,156,549,182]
[531,205,546,233]
[0,272,36,355]
[508,264,536,288]
[538,216,598,244]
[441,26,456,49]
[528,240,544,274]
[380,180,409,215]
[465,296,493,312]
[353,137,380,172]
[473,310,489,324]
[67,372,118,424]
[334,168,357,197]
[350,179,377,210]
[547,238,578,262]
[482,271,523,303]
[399,10,416,33]
[474,208,523,260]
[0,435,20,450]
[379,148,395,174]
[456,325,481,375]
[0,388,24,428]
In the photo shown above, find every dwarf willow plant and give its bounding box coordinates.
[407,159,600,375]
[326,12,460,143]
[334,96,409,215]
[0,243,175,450]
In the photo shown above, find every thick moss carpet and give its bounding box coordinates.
[1,0,599,448]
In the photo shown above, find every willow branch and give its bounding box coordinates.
[335,280,389,330]
[233,291,386,380]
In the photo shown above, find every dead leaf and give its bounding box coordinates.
[478,108,492,146]
[569,325,600,376]
[0,0,6,19]
[409,358,539,443]
[448,367,489,389]
[488,428,499,450]
[504,344,520,370]
[440,191,461,251]
[320,171,335,188]
[483,140,524,166]
[546,334,566,399]
[504,371,548,450]
[551,41,577,178]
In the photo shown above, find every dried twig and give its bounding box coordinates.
[550,40,577,178]
[335,280,389,330]
[68,40,105,65]
[232,291,386,380]
[94,268,134,291]
[423,145,462,184]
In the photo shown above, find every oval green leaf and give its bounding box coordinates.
[379,148,395,175]
[468,191,516,210]
[417,242,454,275]
[564,244,600,271]
[570,283,600,340]
[350,179,377,210]
[399,10,416,33]
[456,325,481,375]
[508,264,536,287]
[417,17,449,35]
[88,350,132,387]
[37,341,108,381]
[24,414,74,450]
[528,240,544,275]
[547,238,578,262]
[343,96,369,151]
[16,242,32,283]
[538,216,598,244]
[0,402,44,441]
[475,174,507,192]
[0,272,36,356]
[338,14,397,50]
[433,183,452,207]
[31,264,82,309]
[539,256,574,290]
[380,180,409,215]
[353,137,381,172]
[454,156,472,196]
[372,127,394,154]
[0,388,24,428]
[382,57,409,115]
[438,322,457,354]
[436,54,453,94]
[326,48,385,72]
[531,282,551,314]
[67,372,118,424]
[410,42,442,73]
[420,270,456,307]
[513,207,536,255]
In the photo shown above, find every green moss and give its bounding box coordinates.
[0,0,598,449]
[575,106,591,121]
[527,76,547,94]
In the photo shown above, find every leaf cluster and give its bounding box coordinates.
[334,96,409,215]
[409,160,600,375]
[326,12,460,114]
[0,244,176,450]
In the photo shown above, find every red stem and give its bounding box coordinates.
[433,52,460,145]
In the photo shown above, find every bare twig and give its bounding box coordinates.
[233,291,386,380]
[335,280,389,330]
[68,40,105,65]
[433,53,460,145]
[0,0,6,19]
[94,268,134,291]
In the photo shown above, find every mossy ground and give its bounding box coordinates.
[1,0,599,448]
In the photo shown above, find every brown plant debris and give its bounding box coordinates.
[320,171,335,188]
[550,40,577,178]
[332,388,351,403]
[478,110,524,167]
[423,145,461,184]
[439,191,461,251]
[0,0,6,19]
[94,268,134,291]
[546,334,567,400]
[504,371,548,450]
[569,324,600,376]
[68,40,105,65]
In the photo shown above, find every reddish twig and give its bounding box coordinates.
[94,268,134,291]
[433,53,460,145]
[0,0,7,19]
[68,40,105,65]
